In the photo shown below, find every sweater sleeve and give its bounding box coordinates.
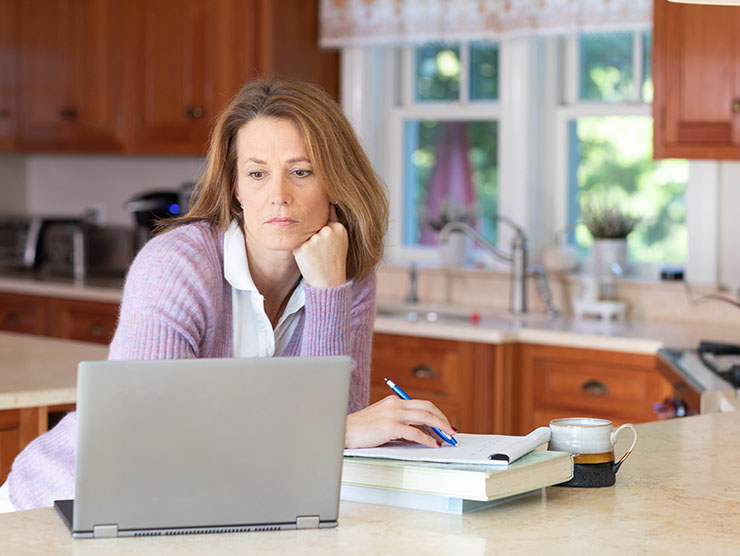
[300,273,376,414]
[8,224,229,511]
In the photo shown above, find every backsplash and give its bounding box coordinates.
[377,263,740,327]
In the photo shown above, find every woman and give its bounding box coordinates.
[5,79,456,510]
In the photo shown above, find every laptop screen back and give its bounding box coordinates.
[72,356,351,535]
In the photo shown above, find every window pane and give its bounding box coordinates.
[579,32,634,102]
[569,117,687,265]
[642,31,653,102]
[403,120,498,247]
[470,42,499,101]
[415,43,461,102]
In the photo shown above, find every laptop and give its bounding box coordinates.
[54,356,352,538]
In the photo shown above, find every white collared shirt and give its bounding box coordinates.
[224,220,305,357]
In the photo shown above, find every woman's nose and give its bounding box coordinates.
[270,175,292,205]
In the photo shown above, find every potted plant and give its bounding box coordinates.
[421,200,478,267]
[580,196,639,277]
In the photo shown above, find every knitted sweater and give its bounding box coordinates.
[8,222,376,510]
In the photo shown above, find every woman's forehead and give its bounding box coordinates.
[235,117,310,160]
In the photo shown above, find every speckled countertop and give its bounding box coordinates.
[0,332,108,410]
[1,411,739,554]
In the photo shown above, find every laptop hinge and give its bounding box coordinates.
[93,524,119,538]
[296,515,320,529]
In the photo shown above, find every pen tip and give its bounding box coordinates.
[384,378,388,382]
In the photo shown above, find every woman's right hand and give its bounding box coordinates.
[344,395,457,449]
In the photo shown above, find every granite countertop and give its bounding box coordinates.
[1,411,739,554]
[0,332,109,410]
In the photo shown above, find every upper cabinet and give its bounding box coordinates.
[0,0,18,150]
[16,0,124,152]
[653,0,740,159]
[1,0,338,155]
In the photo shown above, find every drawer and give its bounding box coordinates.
[371,333,471,399]
[48,298,119,344]
[0,292,48,335]
[533,359,667,419]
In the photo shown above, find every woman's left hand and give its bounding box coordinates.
[292,204,348,288]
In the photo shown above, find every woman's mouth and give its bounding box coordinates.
[266,217,298,226]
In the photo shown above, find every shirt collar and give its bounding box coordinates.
[224,220,306,313]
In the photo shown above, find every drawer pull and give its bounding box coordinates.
[3,312,19,326]
[89,322,106,337]
[581,380,609,396]
[412,364,437,380]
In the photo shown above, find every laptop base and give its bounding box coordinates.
[54,499,337,539]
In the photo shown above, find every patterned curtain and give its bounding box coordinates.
[320,0,652,47]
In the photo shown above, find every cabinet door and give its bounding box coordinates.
[0,292,48,335]
[516,344,672,434]
[48,298,119,344]
[125,0,257,154]
[653,0,740,159]
[0,0,18,150]
[16,0,124,152]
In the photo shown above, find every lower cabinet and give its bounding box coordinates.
[0,292,119,344]
[515,343,673,434]
[370,333,497,433]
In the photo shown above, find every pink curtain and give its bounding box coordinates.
[420,122,476,245]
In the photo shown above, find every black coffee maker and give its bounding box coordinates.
[127,190,181,251]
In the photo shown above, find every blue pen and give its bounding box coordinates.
[384,378,458,447]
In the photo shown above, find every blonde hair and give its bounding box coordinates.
[168,79,388,282]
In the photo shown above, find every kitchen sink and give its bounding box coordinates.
[375,303,553,329]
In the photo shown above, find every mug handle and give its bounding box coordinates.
[610,423,638,473]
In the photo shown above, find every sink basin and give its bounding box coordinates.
[375,303,553,329]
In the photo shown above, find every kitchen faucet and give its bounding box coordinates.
[439,219,558,316]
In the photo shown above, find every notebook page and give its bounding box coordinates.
[344,427,551,466]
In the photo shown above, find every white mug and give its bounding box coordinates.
[549,417,638,487]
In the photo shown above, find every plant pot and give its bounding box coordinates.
[439,230,468,267]
[590,238,628,276]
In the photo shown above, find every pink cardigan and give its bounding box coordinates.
[8,222,375,510]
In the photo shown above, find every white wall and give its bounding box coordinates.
[3,154,205,227]
[0,154,28,213]
[719,161,740,291]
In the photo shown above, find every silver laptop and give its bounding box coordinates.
[54,356,352,538]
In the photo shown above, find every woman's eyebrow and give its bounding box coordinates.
[244,157,267,165]
[286,157,311,164]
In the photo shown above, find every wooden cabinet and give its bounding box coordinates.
[15,0,125,152]
[653,0,740,159]
[370,333,497,433]
[0,0,18,150]
[0,0,338,155]
[515,344,673,434]
[0,292,118,344]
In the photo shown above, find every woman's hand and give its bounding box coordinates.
[292,204,348,288]
[345,395,457,449]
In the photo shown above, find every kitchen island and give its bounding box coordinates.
[1,411,739,554]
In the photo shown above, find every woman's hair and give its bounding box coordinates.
[167,79,388,282]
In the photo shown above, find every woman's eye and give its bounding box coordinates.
[248,171,265,180]
[293,169,312,178]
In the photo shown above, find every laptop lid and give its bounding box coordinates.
[62,356,351,538]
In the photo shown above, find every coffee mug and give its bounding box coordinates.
[549,417,638,488]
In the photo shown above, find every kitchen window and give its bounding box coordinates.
[389,42,501,263]
[556,31,688,270]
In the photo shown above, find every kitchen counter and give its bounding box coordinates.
[0,273,123,304]
[0,332,109,410]
[1,411,739,554]
[374,301,740,353]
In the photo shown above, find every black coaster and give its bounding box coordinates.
[556,462,616,488]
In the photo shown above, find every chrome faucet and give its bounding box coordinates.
[405,262,419,304]
[439,218,558,316]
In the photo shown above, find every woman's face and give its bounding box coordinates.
[235,117,331,253]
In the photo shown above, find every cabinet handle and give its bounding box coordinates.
[411,364,437,380]
[59,107,78,120]
[581,380,609,396]
[3,312,19,327]
[733,99,740,114]
[0,108,9,119]
[89,322,106,337]
[184,106,205,119]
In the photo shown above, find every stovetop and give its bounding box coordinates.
[698,341,740,388]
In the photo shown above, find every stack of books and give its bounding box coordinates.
[341,430,573,514]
